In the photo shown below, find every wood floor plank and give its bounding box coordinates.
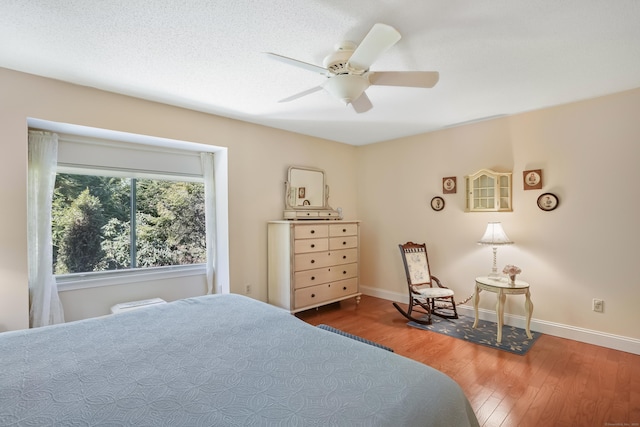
[475,392,503,426]
[538,341,584,426]
[630,351,640,424]
[482,392,510,427]
[610,351,630,423]
[521,342,573,426]
[294,295,640,427]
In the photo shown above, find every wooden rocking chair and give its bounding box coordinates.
[393,242,458,325]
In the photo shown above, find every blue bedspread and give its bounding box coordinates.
[0,294,479,426]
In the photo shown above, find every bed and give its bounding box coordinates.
[1,294,479,426]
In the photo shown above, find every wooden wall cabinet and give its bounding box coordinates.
[465,169,512,212]
[268,220,361,313]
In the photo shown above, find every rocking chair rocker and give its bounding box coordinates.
[393,242,458,325]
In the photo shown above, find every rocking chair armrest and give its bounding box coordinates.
[431,275,448,289]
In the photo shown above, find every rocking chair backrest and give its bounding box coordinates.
[399,242,433,287]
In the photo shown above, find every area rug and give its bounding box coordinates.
[407,314,540,355]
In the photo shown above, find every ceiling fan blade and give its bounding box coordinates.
[264,52,328,75]
[278,86,323,103]
[369,71,439,88]
[347,23,402,71]
[351,92,373,114]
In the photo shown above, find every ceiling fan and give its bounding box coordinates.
[265,23,439,113]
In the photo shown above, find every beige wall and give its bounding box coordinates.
[0,68,358,328]
[1,67,638,350]
[0,110,30,330]
[357,88,640,341]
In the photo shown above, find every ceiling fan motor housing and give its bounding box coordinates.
[322,41,362,74]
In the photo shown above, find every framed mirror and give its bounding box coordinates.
[287,166,326,208]
[284,166,340,220]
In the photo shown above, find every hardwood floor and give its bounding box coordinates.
[296,295,640,427]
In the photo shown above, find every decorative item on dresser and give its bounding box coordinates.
[268,220,361,313]
[283,166,340,219]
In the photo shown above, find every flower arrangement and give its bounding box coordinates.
[503,265,521,284]
[502,265,522,276]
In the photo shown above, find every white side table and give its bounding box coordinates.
[473,276,534,343]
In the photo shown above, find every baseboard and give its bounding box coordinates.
[360,285,640,355]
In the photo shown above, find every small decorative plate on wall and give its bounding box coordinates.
[442,177,456,194]
[431,196,445,211]
[523,169,543,190]
[537,193,559,211]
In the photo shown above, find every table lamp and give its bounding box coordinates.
[478,222,513,277]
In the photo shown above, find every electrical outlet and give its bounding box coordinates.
[245,284,251,294]
[592,298,604,313]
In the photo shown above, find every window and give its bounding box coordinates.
[28,119,229,294]
[52,173,205,275]
[29,126,223,292]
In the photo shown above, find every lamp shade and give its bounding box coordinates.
[478,222,513,246]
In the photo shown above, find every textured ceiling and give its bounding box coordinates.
[2,1,640,145]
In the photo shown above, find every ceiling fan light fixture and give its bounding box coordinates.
[266,23,438,112]
[322,74,370,104]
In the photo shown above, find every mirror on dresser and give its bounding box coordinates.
[284,166,341,220]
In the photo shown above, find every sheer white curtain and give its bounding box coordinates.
[201,152,218,294]
[28,131,65,327]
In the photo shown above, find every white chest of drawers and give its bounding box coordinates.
[268,220,361,313]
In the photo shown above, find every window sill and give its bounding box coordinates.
[57,264,206,292]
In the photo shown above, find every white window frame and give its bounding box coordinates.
[28,118,229,293]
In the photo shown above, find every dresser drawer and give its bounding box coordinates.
[294,248,358,271]
[318,211,340,219]
[294,263,358,289]
[294,278,358,308]
[294,238,329,254]
[294,224,329,239]
[329,223,358,237]
[295,211,319,218]
[325,277,358,300]
[329,235,358,250]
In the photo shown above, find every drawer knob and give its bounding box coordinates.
[343,271,347,275]
[343,286,347,291]
[311,276,315,281]
[311,293,316,298]
[311,259,315,264]
[342,255,346,259]
[342,241,347,245]
[311,244,315,248]
[310,229,315,234]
